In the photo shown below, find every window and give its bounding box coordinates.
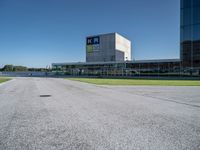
[181,26,192,41]
[181,0,191,9]
[193,7,200,24]
[181,8,192,26]
[193,24,200,40]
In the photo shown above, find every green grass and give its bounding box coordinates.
[67,78,200,86]
[0,77,11,84]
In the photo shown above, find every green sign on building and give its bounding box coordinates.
[87,45,93,53]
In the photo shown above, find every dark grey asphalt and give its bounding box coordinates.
[0,78,200,150]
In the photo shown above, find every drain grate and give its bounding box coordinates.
[40,95,51,97]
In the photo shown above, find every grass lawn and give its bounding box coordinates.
[68,78,200,86]
[0,77,11,84]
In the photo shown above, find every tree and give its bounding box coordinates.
[1,65,28,72]
[2,65,14,71]
[13,66,27,71]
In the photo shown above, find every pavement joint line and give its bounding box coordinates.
[140,94,200,109]
[97,85,200,109]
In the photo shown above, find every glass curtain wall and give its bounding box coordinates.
[181,0,200,68]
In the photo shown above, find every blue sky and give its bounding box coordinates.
[0,0,180,68]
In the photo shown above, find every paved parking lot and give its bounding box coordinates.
[0,78,200,150]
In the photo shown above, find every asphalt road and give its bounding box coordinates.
[0,78,200,150]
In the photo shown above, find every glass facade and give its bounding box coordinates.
[181,0,200,67]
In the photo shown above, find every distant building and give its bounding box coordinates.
[181,0,200,68]
[52,1,200,77]
[86,33,131,62]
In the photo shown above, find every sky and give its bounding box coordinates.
[0,0,180,68]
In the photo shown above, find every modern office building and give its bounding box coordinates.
[86,33,131,62]
[181,0,200,68]
[52,0,200,77]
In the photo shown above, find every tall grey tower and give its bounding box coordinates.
[181,0,200,68]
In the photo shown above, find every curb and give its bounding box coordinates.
[0,78,15,87]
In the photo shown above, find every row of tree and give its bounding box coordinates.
[0,65,27,71]
[0,65,50,72]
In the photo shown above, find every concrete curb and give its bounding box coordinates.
[0,78,15,87]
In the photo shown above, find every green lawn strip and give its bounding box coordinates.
[0,78,11,84]
[67,78,200,86]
